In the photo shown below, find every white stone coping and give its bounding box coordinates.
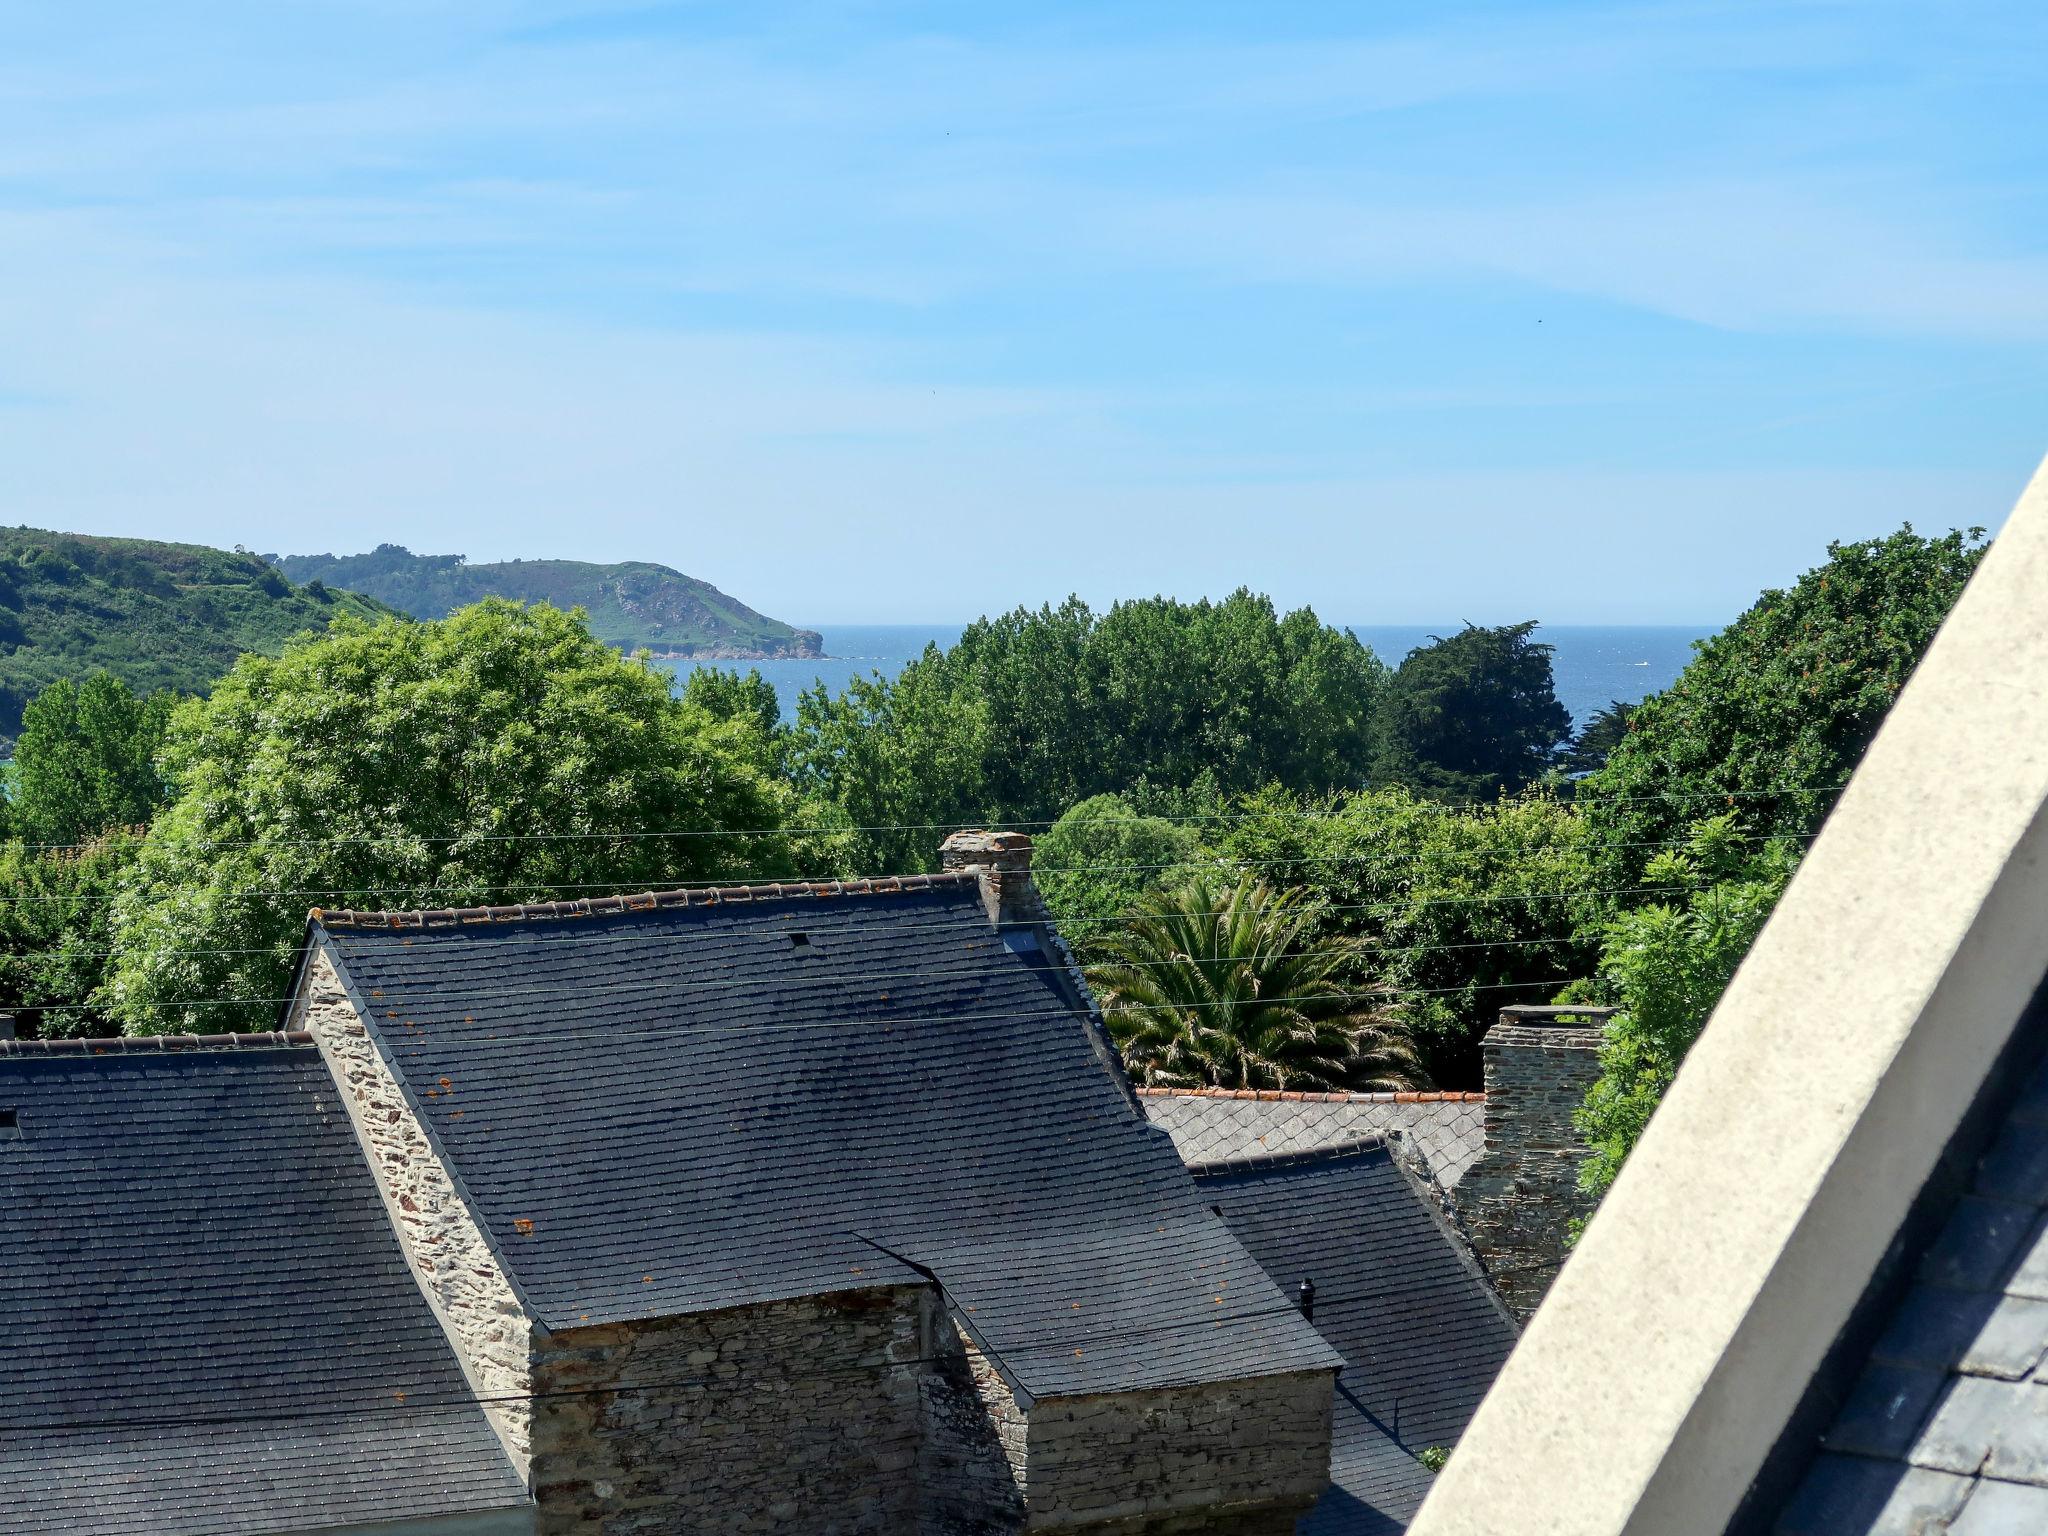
[1410,452,2048,1536]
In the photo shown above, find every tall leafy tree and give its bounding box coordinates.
[11,674,176,847]
[1559,700,1636,778]
[104,600,807,1033]
[1033,794,1204,957]
[1088,871,1425,1092]
[1372,622,1571,799]
[1579,527,1986,882]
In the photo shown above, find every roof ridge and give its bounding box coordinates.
[312,872,981,931]
[1185,1136,1394,1179]
[1133,1086,1485,1104]
[0,1031,313,1055]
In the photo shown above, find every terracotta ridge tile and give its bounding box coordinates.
[0,1031,314,1055]
[312,871,982,931]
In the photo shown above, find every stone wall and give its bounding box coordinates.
[1454,1009,1609,1321]
[528,1286,928,1536]
[920,1321,1028,1536]
[1018,1371,1332,1533]
[296,947,536,1473]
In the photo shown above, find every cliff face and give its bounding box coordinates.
[0,527,399,741]
[273,546,823,659]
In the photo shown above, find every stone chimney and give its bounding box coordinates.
[1453,1004,1614,1321]
[938,830,1040,929]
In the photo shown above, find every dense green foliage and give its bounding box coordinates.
[1574,819,1798,1201]
[275,544,822,658]
[791,591,1387,871]
[11,674,176,847]
[1372,622,1571,798]
[1579,527,1986,881]
[1559,700,1635,778]
[102,601,807,1033]
[1569,526,1985,1197]
[1087,871,1424,1091]
[0,527,397,742]
[1214,786,1601,1084]
[1033,794,1204,946]
[0,832,141,1039]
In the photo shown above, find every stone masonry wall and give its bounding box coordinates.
[1454,1018,1606,1321]
[296,948,535,1473]
[1018,1371,1333,1533]
[528,1286,928,1536]
[920,1321,1028,1536]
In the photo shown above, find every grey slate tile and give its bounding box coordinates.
[1910,1377,2048,1485]
[1973,1122,2048,1208]
[0,1047,527,1536]
[1775,1456,1971,1536]
[1195,1142,1519,1532]
[2002,1217,2048,1303]
[1949,1477,2048,1534]
[1921,1200,2040,1292]
[1875,1290,2005,1375]
[319,884,1340,1404]
[1825,1365,1951,1460]
[1960,1297,2048,1381]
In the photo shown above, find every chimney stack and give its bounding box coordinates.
[1453,1005,1614,1321]
[938,830,1039,930]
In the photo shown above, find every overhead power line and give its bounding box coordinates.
[9,778,1850,856]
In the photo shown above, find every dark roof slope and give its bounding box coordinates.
[1774,1047,2048,1533]
[1195,1141,1521,1534]
[0,1040,527,1536]
[312,876,1339,1403]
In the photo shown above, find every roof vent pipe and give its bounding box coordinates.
[1298,1279,1316,1322]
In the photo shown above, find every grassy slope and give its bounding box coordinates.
[273,546,823,658]
[0,527,401,740]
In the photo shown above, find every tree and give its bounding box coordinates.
[102,601,807,1033]
[789,590,1387,862]
[1559,700,1636,779]
[1033,794,1203,958]
[10,674,176,847]
[1574,818,1800,1201]
[1215,785,1601,1087]
[1372,622,1570,798]
[681,666,781,736]
[1578,527,1986,882]
[1087,871,1425,1092]
[0,832,142,1038]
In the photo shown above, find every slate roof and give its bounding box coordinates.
[1194,1140,1521,1535]
[1141,1087,1488,1192]
[1774,1046,2048,1534]
[0,1038,528,1536]
[309,875,1340,1403]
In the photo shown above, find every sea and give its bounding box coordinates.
[660,624,1708,736]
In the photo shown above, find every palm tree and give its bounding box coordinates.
[1087,870,1426,1092]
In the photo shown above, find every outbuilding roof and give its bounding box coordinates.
[1196,1140,1520,1534]
[1141,1087,1487,1191]
[307,875,1340,1403]
[0,1039,528,1536]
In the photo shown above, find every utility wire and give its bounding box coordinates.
[9,778,1849,856]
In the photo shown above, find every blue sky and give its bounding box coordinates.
[1,1,2043,624]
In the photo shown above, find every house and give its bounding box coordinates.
[1410,456,2048,1534]
[1195,1139,1520,1534]
[0,1031,530,1535]
[1,828,1529,1534]
[1143,1004,1612,1321]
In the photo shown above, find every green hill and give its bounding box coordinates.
[0,527,401,743]
[271,546,822,660]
